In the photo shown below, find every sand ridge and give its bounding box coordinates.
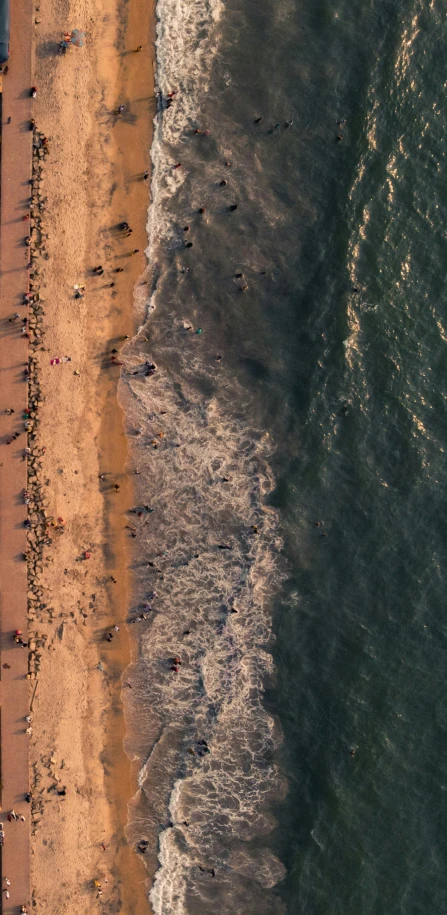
[0,0,34,908]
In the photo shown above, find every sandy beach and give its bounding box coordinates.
[13,0,155,911]
[1,0,442,911]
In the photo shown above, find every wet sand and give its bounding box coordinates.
[25,0,155,912]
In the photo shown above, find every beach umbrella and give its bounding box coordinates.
[70,29,85,47]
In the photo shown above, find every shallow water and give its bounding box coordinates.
[121,0,447,910]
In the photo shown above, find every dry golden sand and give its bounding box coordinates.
[29,0,155,912]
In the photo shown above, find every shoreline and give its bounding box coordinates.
[26,0,156,911]
[95,0,156,909]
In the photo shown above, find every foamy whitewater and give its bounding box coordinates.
[119,0,287,911]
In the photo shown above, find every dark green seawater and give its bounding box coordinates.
[269,0,447,910]
[122,0,447,910]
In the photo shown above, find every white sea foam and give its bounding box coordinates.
[121,0,287,909]
[119,356,286,914]
[145,0,223,272]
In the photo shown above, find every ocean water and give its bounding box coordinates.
[120,0,447,911]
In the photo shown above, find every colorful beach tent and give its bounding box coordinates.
[70,29,85,47]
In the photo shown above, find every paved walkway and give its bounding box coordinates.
[0,0,34,910]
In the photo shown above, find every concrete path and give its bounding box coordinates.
[0,0,34,911]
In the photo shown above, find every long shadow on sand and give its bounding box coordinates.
[35,40,63,59]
